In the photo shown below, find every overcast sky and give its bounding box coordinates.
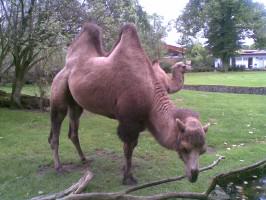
[138,0,266,46]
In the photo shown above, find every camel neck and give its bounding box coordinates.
[168,71,184,93]
[147,81,178,150]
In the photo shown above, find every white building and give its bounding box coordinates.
[230,50,266,69]
[214,50,266,69]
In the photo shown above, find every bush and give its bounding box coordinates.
[160,62,172,73]
[229,65,246,71]
[191,67,214,72]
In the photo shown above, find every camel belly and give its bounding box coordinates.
[68,72,117,118]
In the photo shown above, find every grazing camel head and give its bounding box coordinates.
[174,110,209,182]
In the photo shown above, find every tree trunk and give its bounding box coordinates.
[10,68,25,108]
[222,56,230,72]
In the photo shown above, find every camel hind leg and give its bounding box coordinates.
[68,100,86,163]
[49,106,67,171]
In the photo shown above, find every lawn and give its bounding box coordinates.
[0,90,266,200]
[185,71,266,87]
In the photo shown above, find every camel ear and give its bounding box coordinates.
[176,119,185,132]
[203,123,210,134]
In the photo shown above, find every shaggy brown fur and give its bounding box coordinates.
[152,60,190,94]
[49,23,208,185]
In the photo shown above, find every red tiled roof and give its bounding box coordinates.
[163,44,186,53]
[238,50,266,56]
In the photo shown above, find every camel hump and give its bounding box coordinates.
[118,23,142,49]
[120,23,138,34]
[68,22,105,57]
[82,23,102,38]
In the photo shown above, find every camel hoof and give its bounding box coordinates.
[122,175,138,185]
[81,158,94,165]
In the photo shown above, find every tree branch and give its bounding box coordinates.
[27,48,57,70]
[31,157,225,200]
[0,0,11,24]
[31,170,93,200]
[34,157,266,200]
[125,156,225,194]
[60,192,207,200]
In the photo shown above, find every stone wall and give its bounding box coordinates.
[183,85,266,95]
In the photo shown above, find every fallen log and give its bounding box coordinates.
[31,170,93,200]
[205,157,266,195]
[0,90,49,110]
[31,157,225,200]
[124,156,225,194]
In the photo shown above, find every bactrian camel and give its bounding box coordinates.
[49,23,209,185]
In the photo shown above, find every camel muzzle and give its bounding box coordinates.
[187,169,199,183]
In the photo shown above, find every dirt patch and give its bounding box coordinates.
[94,148,121,161]
[207,146,216,154]
[37,161,91,176]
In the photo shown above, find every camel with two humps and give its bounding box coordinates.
[48,23,209,185]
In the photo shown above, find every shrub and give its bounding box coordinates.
[160,62,172,73]
[229,65,246,71]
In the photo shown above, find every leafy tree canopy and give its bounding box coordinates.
[176,0,266,70]
[0,0,168,107]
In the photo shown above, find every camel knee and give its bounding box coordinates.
[69,134,78,142]
[68,126,78,141]
[50,139,59,150]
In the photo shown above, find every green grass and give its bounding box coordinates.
[0,90,266,200]
[185,71,266,87]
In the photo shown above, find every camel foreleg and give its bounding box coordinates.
[123,140,138,185]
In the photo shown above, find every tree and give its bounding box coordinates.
[0,1,11,80]
[146,14,168,60]
[248,2,266,49]
[186,43,213,70]
[0,0,87,108]
[176,0,266,71]
[0,0,168,108]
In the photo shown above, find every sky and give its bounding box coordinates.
[138,0,266,46]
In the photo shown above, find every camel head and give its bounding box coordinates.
[172,61,192,74]
[175,117,209,183]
